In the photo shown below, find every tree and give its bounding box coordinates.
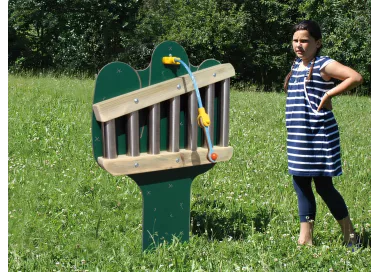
[8,0,371,94]
[133,0,249,70]
[8,0,142,74]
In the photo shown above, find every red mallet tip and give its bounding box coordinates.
[211,153,218,161]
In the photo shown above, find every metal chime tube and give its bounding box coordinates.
[127,111,140,156]
[203,84,215,148]
[168,96,180,152]
[149,104,160,154]
[101,120,117,159]
[187,91,198,151]
[220,78,230,147]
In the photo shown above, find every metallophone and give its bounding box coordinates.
[91,41,235,250]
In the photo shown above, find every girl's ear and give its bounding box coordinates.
[316,39,322,49]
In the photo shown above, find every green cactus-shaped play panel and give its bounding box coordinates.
[91,41,234,250]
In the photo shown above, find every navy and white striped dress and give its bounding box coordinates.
[286,56,342,177]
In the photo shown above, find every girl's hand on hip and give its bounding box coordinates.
[317,94,333,112]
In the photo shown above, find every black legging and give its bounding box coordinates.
[292,175,349,222]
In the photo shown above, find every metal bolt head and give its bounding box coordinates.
[213,73,216,77]
[134,162,139,167]
[134,98,139,104]
[177,84,181,90]
[176,158,180,163]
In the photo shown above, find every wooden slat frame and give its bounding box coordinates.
[93,63,235,122]
[98,146,233,176]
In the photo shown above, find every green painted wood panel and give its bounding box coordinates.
[130,165,213,250]
[91,41,226,251]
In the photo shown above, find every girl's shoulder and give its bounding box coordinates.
[315,56,336,69]
[316,55,333,61]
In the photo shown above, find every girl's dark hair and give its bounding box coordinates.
[283,20,322,91]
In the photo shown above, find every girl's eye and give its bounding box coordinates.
[293,39,309,43]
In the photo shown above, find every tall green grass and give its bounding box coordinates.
[8,75,371,271]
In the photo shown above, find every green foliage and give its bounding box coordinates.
[8,76,371,271]
[135,0,301,90]
[139,0,248,59]
[8,0,142,74]
[229,0,300,88]
[8,0,371,94]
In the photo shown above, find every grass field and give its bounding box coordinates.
[8,75,371,271]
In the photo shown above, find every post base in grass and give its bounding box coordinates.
[130,165,213,251]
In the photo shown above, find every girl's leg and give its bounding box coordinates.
[337,216,357,245]
[313,177,356,244]
[292,176,315,245]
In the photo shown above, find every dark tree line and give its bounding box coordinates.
[8,0,371,94]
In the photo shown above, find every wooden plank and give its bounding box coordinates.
[97,146,233,176]
[93,63,235,122]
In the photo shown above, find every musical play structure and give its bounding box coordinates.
[91,41,235,250]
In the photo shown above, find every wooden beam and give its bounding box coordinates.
[93,63,235,122]
[97,146,233,176]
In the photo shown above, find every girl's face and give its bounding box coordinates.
[292,30,321,62]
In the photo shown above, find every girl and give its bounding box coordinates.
[284,20,363,247]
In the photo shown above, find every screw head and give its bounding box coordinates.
[177,84,181,90]
[213,73,216,77]
[134,98,139,104]
[134,163,139,167]
[176,158,180,163]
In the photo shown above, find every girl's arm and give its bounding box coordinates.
[317,61,363,112]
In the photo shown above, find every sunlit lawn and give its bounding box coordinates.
[8,75,371,271]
